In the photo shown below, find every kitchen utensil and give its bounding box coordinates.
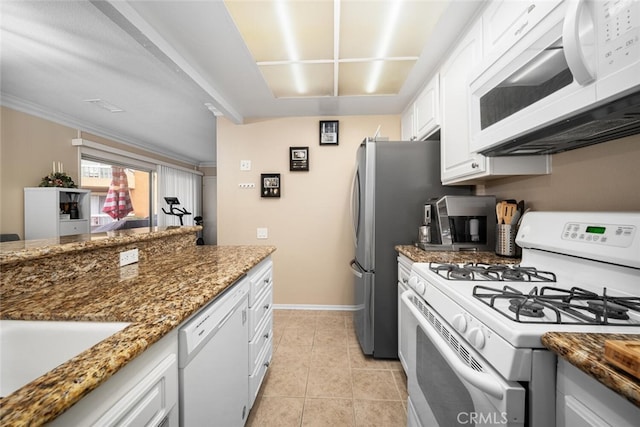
[604,340,640,380]
[496,201,505,224]
[510,209,521,225]
[503,202,517,225]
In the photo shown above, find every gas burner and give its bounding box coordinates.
[509,298,546,318]
[587,300,630,320]
[429,262,556,283]
[472,284,640,325]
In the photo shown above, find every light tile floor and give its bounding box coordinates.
[246,309,408,427]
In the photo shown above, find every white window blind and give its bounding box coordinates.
[157,165,202,227]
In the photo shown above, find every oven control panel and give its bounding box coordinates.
[562,222,636,247]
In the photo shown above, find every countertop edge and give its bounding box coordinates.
[541,332,640,407]
[0,226,202,265]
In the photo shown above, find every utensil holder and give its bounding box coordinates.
[496,224,520,257]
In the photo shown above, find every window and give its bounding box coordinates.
[80,159,156,232]
[77,139,202,233]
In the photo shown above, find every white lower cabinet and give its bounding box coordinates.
[50,330,179,427]
[556,359,640,427]
[247,258,274,408]
[397,255,412,374]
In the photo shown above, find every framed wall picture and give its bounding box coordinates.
[319,120,339,145]
[289,146,309,171]
[261,173,281,198]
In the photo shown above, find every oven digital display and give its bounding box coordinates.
[586,226,606,234]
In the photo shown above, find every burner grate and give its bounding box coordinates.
[473,284,640,325]
[429,262,556,282]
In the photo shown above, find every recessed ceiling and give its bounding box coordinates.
[224,0,448,98]
[0,0,483,165]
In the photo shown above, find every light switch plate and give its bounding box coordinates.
[257,228,268,239]
[119,248,139,266]
[240,160,251,171]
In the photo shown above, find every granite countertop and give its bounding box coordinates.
[395,244,520,265]
[0,242,276,426]
[0,226,201,264]
[542,332,640,407]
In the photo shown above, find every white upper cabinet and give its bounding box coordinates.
[414,74,440,140]
[401,105,416,141]
[481,0,560,69]
[440,13,551,185]
[440,20,486,184]
[401,74,440,141]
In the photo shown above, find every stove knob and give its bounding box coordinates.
[408,276,418,288]
[452,314,467,333]
[408,276,426,295]
[468,327,486,349]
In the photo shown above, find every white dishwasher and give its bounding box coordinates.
[178,277,249,427]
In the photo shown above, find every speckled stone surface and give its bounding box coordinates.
[0,229,276,426]
[542,332,640,407]
[395,244,520,265]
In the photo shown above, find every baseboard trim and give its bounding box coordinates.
[272,304,357,312]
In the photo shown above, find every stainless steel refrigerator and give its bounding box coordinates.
[349,137,470,358]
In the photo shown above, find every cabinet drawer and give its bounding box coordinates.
[59,220,89,236]
[249,337,272,408]
[249,314,273,374]
[95,353,177,427]
[249,284,272,339]
[249,263,273,307]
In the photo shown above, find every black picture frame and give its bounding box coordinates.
[289,146,309,171]
[261,173,281,198]
[319,120,339,145]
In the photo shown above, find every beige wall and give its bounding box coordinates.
[1,107,79,236]
[480,134,640,211]
[217,115,401,306]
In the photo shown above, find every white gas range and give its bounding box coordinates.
[402,212,640,427]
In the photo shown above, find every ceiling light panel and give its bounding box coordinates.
[339,60,415,96]
[340,1,448,59]
[259,63,334,98]
[225,0,333,62]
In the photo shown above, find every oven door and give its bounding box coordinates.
[401,292,525,427]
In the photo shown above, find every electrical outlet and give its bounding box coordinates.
[240,160,251,171]
[257,228,268,239]
[119,248,139,267]
[239,183,255,189]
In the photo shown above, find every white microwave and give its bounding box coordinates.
[470,0,640,156]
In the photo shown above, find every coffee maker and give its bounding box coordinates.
[418,195,496,251]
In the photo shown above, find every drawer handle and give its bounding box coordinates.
[264,304,270,310]
[264,278,270,284]
[264,332,270,339]
[264,361,270,368]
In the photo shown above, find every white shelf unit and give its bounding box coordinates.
[24,187,91,239]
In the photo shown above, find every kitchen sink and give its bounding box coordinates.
[0,320,130,397]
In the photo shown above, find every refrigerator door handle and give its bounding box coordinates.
[349,259,363,278]
[350,166,360,247]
